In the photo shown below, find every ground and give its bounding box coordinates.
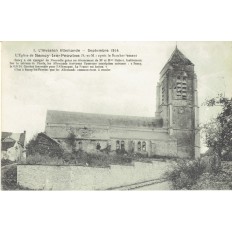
[133,181,170,190]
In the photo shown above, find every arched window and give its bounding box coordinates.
[116,140,120,150]
[142,141,146,151]
[96,142,101,150]
[121,140,125,150]
[137,141,141,151]
[107,141,111,151]
[132,141,135,152]
[78,141,83,150]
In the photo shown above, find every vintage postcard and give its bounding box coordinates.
[1,41,232,190]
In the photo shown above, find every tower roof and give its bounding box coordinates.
[167,47,193,66]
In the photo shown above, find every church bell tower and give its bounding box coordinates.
[155,46,200,158]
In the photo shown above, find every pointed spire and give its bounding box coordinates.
[167,46,193,65]
[160,45,194,74]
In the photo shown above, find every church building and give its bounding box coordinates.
[45,47,200,159]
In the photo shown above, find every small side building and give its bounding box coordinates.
[1,131,26,161]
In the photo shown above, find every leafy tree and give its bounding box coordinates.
[66,131,78,154]
[202,94,232,159]
[26,135,38,156]
[67,131,76,148]
[26,134,63,158]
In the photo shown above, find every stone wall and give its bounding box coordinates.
[17,161,171,190]
[151,140,177,157]
[47,122,177,156]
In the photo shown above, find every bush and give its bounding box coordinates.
[26,153,64,165]
[222,152,232,161]
[165,154,223,190]
[191,172,232,190]
[1,159,15,166]
[150,154,178,160]
[133,152,149,158]
[1,165,17,190]
[25,150,133,167]
[165,158,207,190]
[75,151,132,167]
[26,134,64,159]
[201,153,221,174]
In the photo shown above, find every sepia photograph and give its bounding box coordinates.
[1,41,232,190]
[1,1,232,232]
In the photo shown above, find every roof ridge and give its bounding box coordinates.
[46,109,155,119]
[45,110,163,128]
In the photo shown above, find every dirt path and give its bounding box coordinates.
[108,178,170,190]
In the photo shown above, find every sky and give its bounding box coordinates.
[1,41,232,152]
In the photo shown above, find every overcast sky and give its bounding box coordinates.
[1,41,232,151]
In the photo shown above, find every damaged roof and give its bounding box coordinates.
[46,110,163,128]
[1,131,26,147]
[166,47,193,66]
[160,47,194,74]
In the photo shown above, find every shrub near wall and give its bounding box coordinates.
[26,153,64,165]
[165,155,224,190]
[165,158,206,190]
[1,165,17,190]
[25,150,133,167]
